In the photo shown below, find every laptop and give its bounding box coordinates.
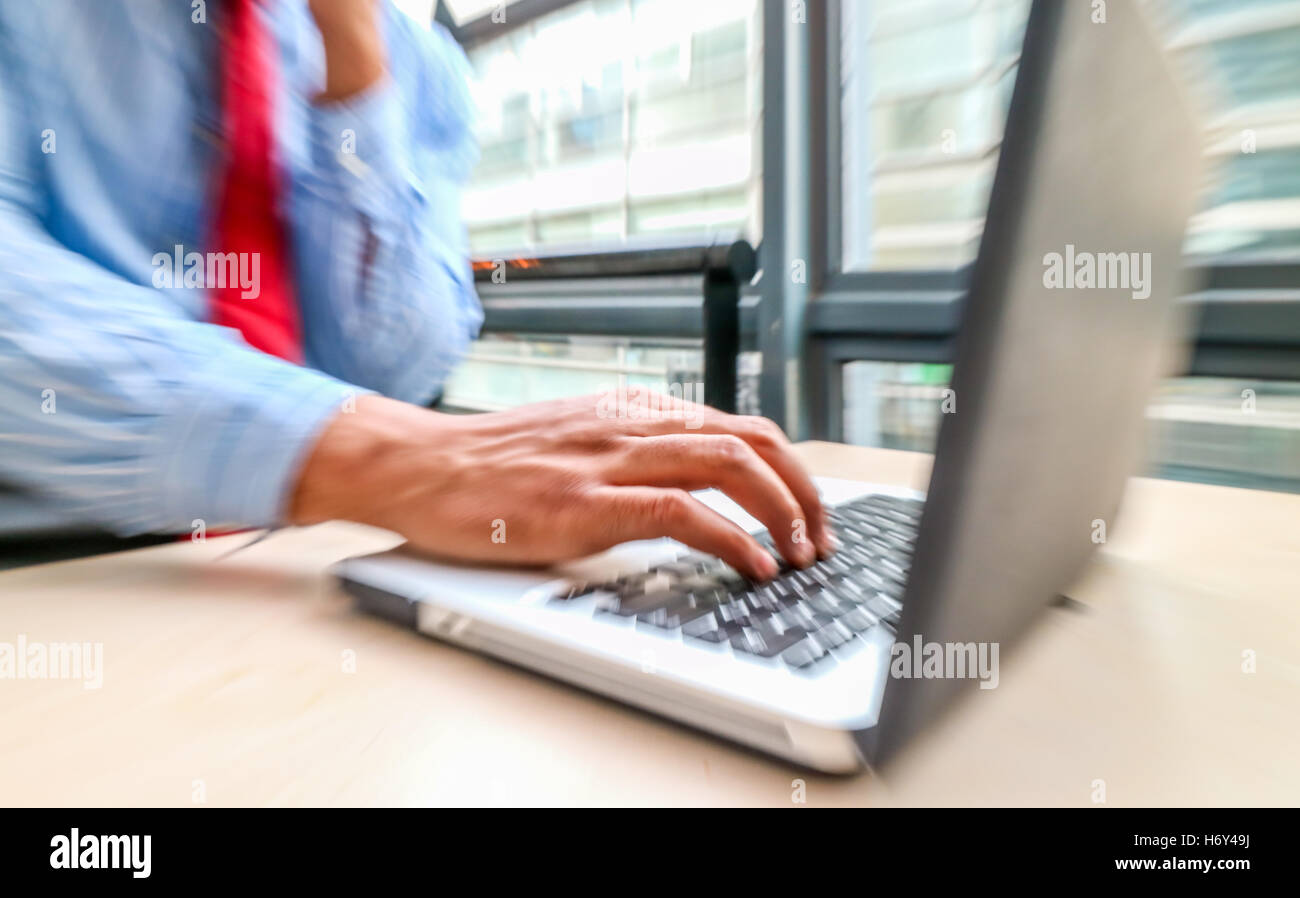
[335,0,1204,773]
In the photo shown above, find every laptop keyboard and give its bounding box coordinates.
[548,493,921,675]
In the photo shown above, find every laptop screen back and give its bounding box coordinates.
[868,0,1205,764]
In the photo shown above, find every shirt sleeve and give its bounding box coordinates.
[0,52,363,536]
[287,10,483,405]
[0,204,364,535]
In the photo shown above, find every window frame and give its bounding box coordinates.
[441,0,1300,441]
[803,0,1300,440]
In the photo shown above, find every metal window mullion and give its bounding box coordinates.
[759,0,814,438]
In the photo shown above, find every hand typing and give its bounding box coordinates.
[291,394,833,581]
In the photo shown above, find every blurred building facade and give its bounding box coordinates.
[438,0,1300,493]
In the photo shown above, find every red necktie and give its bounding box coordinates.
[209,0,304,363]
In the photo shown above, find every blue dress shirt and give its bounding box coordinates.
[0,0,482,535]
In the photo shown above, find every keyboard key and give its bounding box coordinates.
[682,614,742,644]
[839,607,878,632]
[782,639,832,670]
[637,600,715,630]
[866,594,903,620]
[812,620,854,649]
[808,592,847,617]
[599,589,686,617]
[583,492,920,657]
[671,573,719,592]
[715,568,747,590]
[730,625,808,658]
[651,562,698,579]
[808,566,834,586]
[716,597,756,628]
[778,604,833,633]
[687,585,727,605]
[768,579,797,599]
[745,587,784,614]
[857,568,888,591]
[878,557,909,581]
[832,580,869,603]
[791,570,818,589]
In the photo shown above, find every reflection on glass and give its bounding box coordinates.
[442,334,706,410]
[464,0,761,255]
[843,361,1300,493]
[1168,2,1300,258]
[840,0,1029,271]
[841,0,1300,270]
[443,336,760,415]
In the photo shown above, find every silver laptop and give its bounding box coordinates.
[336,1,1204,773]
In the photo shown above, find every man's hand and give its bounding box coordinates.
[292,394,833,581]
[308,0,386,102]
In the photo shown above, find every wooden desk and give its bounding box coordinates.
[1,443,1296,806]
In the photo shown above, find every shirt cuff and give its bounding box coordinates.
[145,356,370,533]
[308,77,412,216]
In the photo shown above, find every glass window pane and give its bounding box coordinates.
[442,334,705,410]
[1168,1,1300,258]
[840,0,1300,270]
[443,335,759,414]
[842,361,954,451]
[464,0,762,256]
[1148,377,1300,490]
[840,0,1030,271]
[842,362,1300,493]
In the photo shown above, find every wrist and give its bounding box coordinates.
[290,395,452,528]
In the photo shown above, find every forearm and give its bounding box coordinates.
[310,0,387,102]
[0,278,358,535]
[290,395,448,527]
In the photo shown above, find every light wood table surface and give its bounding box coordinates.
[1,443,1296,806]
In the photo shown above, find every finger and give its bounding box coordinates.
[593,486,778,581]
[729,416,833,557]
[607,398,831,555]
[603,434,815,567]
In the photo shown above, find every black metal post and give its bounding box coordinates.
[702,241,757,413]
[703,270,740,413]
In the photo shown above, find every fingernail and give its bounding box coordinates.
[796,542,816,567]
[755,553,778,581]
